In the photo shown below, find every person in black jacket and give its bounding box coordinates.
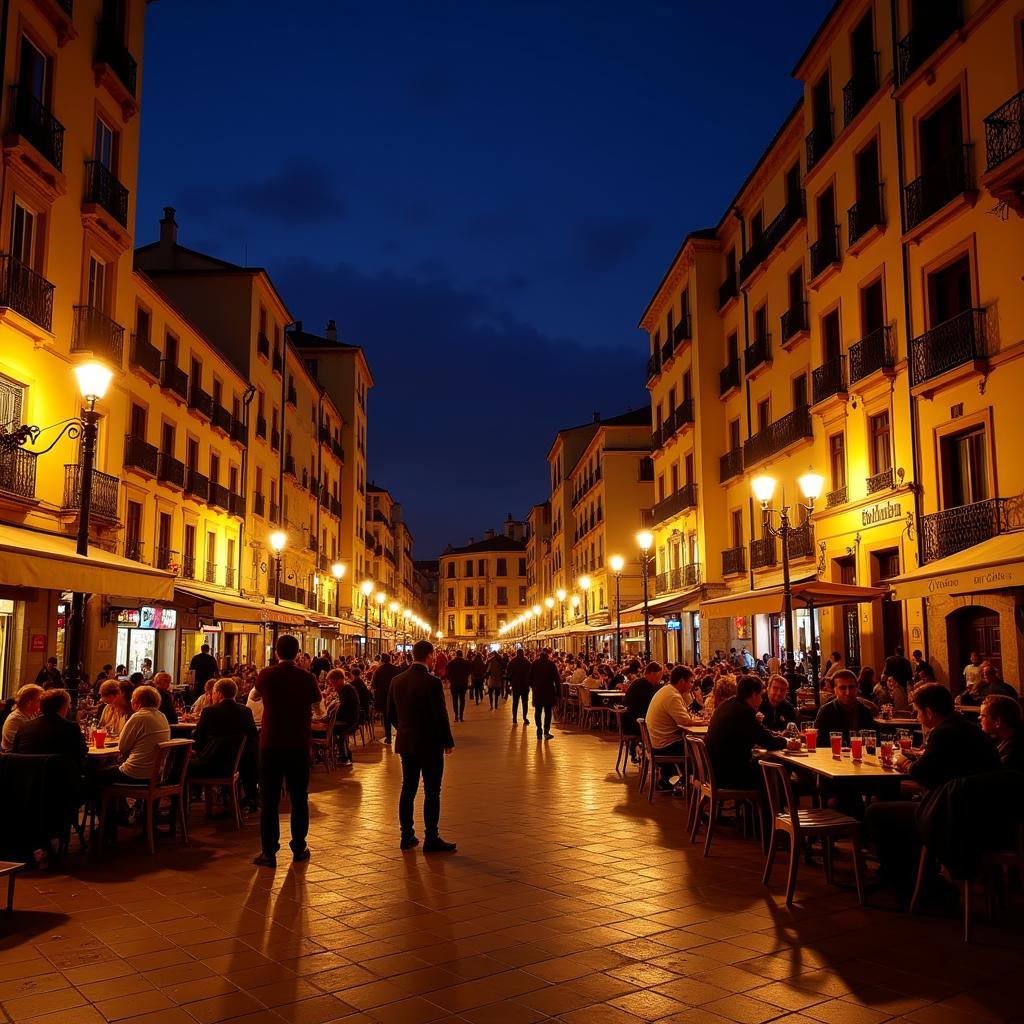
[371,655,402,744]
[813,671,876,743]
[446,651,472,722]
[623,664,662,738]
[759,675,798,732]
[189,678,259,802]
[881,645,913,688]
[528,649,560,739]
[706,676,791,789]
[507,651,532,725]
[12,688,86,774]
[386,640,455,853]
[470,652,486,706]
[328,669,360,765]
[980,695,1024,771]
[152,672,179,725]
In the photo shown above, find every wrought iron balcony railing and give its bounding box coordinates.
[646,351,661,382]
[719,274,738,309]
[719,357,741,396]
[806,112,834,173]
[780,301,808,344]
[648,482,698,527]
[905,144,974,230]
[719,446,743,483]
[272,350,283,375]
[185,468,210,502]
[744,405,813,467]
[188,382,213,420]
[331,438,345,461]
[673,314,692,349]
[129,333,161,379]
[253,492,266,517]
[123,537,143,563]
[212,405,231,435]
[160,359,188,401]
[739,191,805,282]
[983,89,1024,173]
[0,254,54,331]
[225,565,236,588]
[270,427,280,451]
[0,447,36,500]
[229,492,245,518]
[826,485,848,508]
[71,304,124,366]
[63,464,119,519]
[848,184,885,245]
[155,546,175,571]
[660,335,672,365]
[810,224,841,279]
[204,561,217,585]
[750,536,777,570]
[909,308,987,388]
[7,85,64,171]
[812,355,847,405]
[745,334,772,376]
[95,19,138,96]
[284,454,297,477]
[786,520,815,560]
[866,466,894,494]
[654,562,702,596]
[330,495,343,517]
[208,481,229,510]
[921,496,1020,563]
[83,160,128,227]
[722,545,746,576]
[896,0,961,85]
[230,417,246,444]
[157,452,184,488]
[123,435,157,475]
[843,54,880,127]
[849,324,895,384]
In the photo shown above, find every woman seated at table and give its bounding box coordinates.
[1,683,44,752]
[702,676,736,716]
[245,684,264,726]
[97,680,131,738]
[191,677,216,715]
[96,685,171,787]
[885,675,910,712]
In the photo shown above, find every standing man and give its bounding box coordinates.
[35,656,63,689]
[371,653,402,745]
[253,634,321,869]
[507,648,532,726]
[528,648,560,739]
[447,650,471,722]
[188,643,219,703]
[387,639,456,853]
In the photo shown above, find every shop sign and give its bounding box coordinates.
[0,599,13,614]
[29,632,46,652]
[734,616,751,640]
[861,499,903,528]
[200,620,223,633]
[141,607,177,630]
[116,608,141,626]
[665,616,682,631]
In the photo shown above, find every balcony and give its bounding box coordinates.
[331,437,345,461]
[209,481,229,510]
[722,545,746,576]
[744,334,771,378]
[896,0,961,86]
[646,351,661,382]
[71,304,124,367]
[230,417,246,445]
[0,448,37,501]
[188,382,213,420]
[0,254,54,332]
[330,494,342,517]
[286,382,297,407]
[123,435,157,476]
[204,561,218,585]
[786,520,814,560]
[155,546,175,571]
[673,315,692,350]
[63,464,119,520]
[123,537,144,563]
[848,185,885,247]
[269,500,279,522]
[849,325,895,385]
[812,356,847,407]
[719,357,742,397]
[780,301,808,345]
[981,90,1024,214]
[94,18,138,111]
[744,405,813,467]
[256,415,267,440]
[284,454,296,477]
[750,536,777,570]
[160,359,188,401]
[719,446,743,483]
[909,308,987,391]
[253,492,266,518]
[181,555,196,580]
[843,54,880,127]
[806,113,834,173]
[185,468,210,502]
[654,563,702,596]
[157,452,184,489]
[83,159,128,228]
[921,497,1018,564]
[647,482,698,527]
[660,335,672,365]
[866,467,894,494]
[809,224,841,281]
[739,191,804,282]
[6,84,64,172]
[826,485,848,508]
[129,333,160,380]
[719,274,738,309]
[904,144,974,232]
[257,332,270,359]
[212,404,231,435]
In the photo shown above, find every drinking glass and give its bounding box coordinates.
[830,731,843,757]
[898,729,913,755]
[880,739,894,768]
[93,728,106,749]
[861,730,877,757]
[850,734,863,761]
[803,727,818,752]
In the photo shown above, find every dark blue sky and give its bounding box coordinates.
[139,1,831,557]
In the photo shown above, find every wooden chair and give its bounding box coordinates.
[636,718,685,803]
[187,736,247,830]
[0,862,23,911]
[97,739,193,855]
[312,703,340,772]
[612,707,637,774]
[688,736,762,856]
[759,758,864,905]
[579,686,606,731]
[563,685,581,726]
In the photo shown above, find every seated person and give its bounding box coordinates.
[705,675,792,790]
[152,672,179,725]
[350,669,372,720]
[245,684,264,727]
[759,674,797,732]
[885,676,910,712]
[189,678,259,802]
[857,666,877,702]
[98,685,171,786]
[814,670,876,744]
[327,668,360,765]
[1,683,43,752]
[980,694,1023,771]
[97,680,131,737]
[644,666,697,790]
[12,687,87,808]
[703,676,737,716]
[622,663,662,737]
[191,677,216,715]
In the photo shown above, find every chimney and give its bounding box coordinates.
[325,319,338,342]
[159,207,177,250]
[593,411,601,423]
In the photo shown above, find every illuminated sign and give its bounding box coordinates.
[665,616,682,631]
[116,608,141,626]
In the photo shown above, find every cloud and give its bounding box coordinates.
[571,216,653,272]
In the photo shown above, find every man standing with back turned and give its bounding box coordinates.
[387,639,456,853]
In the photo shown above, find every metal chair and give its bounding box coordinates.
[612,707,637,774]
[759,758,865,905]
[563,685,581,725]
[636,718,685,803]
[687,736,762,856]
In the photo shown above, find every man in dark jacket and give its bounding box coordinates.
[470,652,486,705]
[189,678,259,801]
[706,676,790,789]
[12,688,87,809]
[881,645,914,688]
[759,675,798,732]
[371,654,402,744]
[310,650,332,677]
[446,651,472,723]
[813,670,876,743]
[623,663,662,737]
[386,640,455,853]
[152,672,179,725]
[507,650,532,725]
[528,648,560,739]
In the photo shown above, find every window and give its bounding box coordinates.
[94,115,117,174]
[731,509,744,547]
[124,500,142,560]
[750,209,764,243]
[754,304,768,342]
[868,411,892,474]
[209,451,220,483]
[684,452,695,485]
[812,71,831,137]
[727,331,739,363]
[11,198,36,270]
[129,402,145,438]
[855,137,880,211]
[518,586,527,605]
[518,558,526,576]
[88,256,108,312]
[446,562,455,578]
[19,35,50,104]
[160,422,174,454]
[639,456,653,480]
[478,558,486,576]
[135,307,151,343]
[822,309,842,363]
[927,253,972,327]
[496,558,507,576]
[920,90,962,172]
[757,398,771,432]
[465,614,474,631]
[941,425,989,508]
[447,615,455,634]
[788,267,803,315]
[477,614,486,632]
[657,473,665,502]
[682,370,692,402]
[496,586,508,606]
[792,373,808,410]
[464,560,473,577]
[829,432,847,491]
[670,462,679,493]
[861,278,885,335]
[477,586,485,606]
[464,586,473,605]
[786,162,801,207]
[728,418,741,452]
[0,372,25,430]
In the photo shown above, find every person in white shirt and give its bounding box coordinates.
[1,684,43,752]
[569,662,587,687]
[103,685,170,783]
[246,686,265,727]
[645,666,697,790]
[963,651,982,692]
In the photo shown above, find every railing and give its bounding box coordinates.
[284,454,296,477]
[188,383,213,419]
[256,415,267,440]
[812,356,847,405]
[646,351,661,382]
[810,224,841,279]
[129,333,161,379]
[269,500,279,522]
[826,485,848,508]
[160,359,188,401]
[648,482,698,526]
[185,468,210,502]
[848,184,885,246]
[905,144,974,230]
[123,537,143,563]
[83,160,128,226]
[739,191,804,281]
[0,254,54,331]
[157,452,184,488]
[253,492,265,517]
[331,438,344,461]
[123,435,157,475]
[786,520,814,560]
[212,405,231,434]
[896,0,961,85]
[181,555,196,580]
[0,447,37,500]
[722,545,746,576]
[719,274,738,308]
[745,334,771,376]
[63,464,119,519]
[719,446,743,483]
[806,112,834,172]
[673,315,692,349]
[209,481,229,510]
[654,563,702,596]
[849,324,895,384]
[719,357,741,396]
[230,417,246,444]
[257,332,270,359]
[95,19,138,96]
[71,304,124,366]
[983,90,1024,172]
[780,301,808,343]
[660,336,672,365]
[155,546,175,571]
[921,497,1018,563]
[744,405,813,466]
[750,536,777,570]
[201,561,216,585]
[7,85,64,170]
[843,53,879,126]
[330,495,342,517]
[909,308,987,388]
[225,565,236,588]
[570,465,603,507]
[866,466,894,494]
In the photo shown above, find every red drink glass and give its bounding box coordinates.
[850,735,863,761]
[803,727,817,752]
[880,740,894,768]
[830,732,843,757]
[93,728,106,749]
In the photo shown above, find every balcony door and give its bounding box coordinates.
[920,91,962,170]
[816,185,836,240]
[157,511,172,568]
[941,424,989,509]
[87,256,108,313]
[927,254,971,327]
[861,278,885,334]
[856,138,880,213]
[851,11,875,77]
[125,500,142,560]
[822,309,841,363]
[812,72,831,136]
[129,402,145,439]
[11,198,36,271]
[872,548,904,661]
[786,163,802,208]
[788,267,803,316]
[94,116,118,174]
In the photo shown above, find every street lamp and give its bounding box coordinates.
[360,580,374,652]
[637,530,654,663]
[578,576,591,655]
[544,596,554,631]
[375,591,386,655]
[609,554,624,663]
[532,604,541,650]
[269,530,287,604]
[331,561,346,617]
[751,470,824,690]
[403,608,412,651]
[556,587,566,630]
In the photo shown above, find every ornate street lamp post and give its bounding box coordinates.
[360,580,374,655]
[609,555,624,663]
[636,531,653,663]
[578,575,591,657]
[376,591,386,656]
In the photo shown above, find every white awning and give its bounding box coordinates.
[701,579,889,618]
[887,532,1024,601]
[175,585,306,627]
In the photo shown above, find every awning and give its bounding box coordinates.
[0,522,175,600]
[621,586,701,616]
[701,579,889,618]
[887,532,1024,601]
[175,585,306,627]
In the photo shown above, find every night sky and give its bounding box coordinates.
[138,1,831,557]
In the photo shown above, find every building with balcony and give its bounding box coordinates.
[525,501,551,611]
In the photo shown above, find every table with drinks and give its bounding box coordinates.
[766,723,910,780]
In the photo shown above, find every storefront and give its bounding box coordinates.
[113,605,178,675]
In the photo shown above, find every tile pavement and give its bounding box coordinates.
[1,699,1022,1024]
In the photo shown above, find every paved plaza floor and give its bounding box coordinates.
[2,702,1022,1024]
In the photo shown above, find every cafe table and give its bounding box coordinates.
[87,743,119,761]
[765,747,907,781]
[590,690,624,707]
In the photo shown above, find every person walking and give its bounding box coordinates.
[470,651,486,705]
[507,648,531,725]
[387,639,456,853]
[485,652,503,709]
[253,634,321,869]
[447,650,471,722]
[529,648,560,739]
[371,653,402,744]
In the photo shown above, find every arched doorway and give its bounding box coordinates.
[946,605,1001,691]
